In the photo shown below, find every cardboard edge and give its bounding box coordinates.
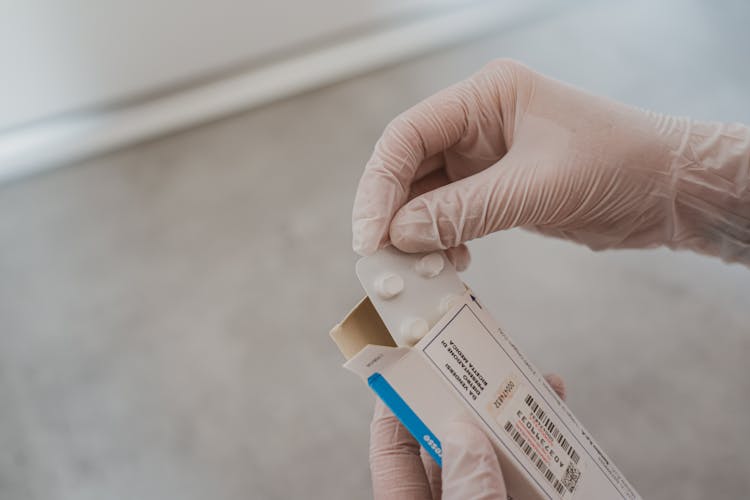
[329,296,396,361]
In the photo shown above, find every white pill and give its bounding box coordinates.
[415,252,445,278]
[374,272,404,299]
[400,317,429,346]
[439,294,462,315]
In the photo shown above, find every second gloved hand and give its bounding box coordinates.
[370,374,567,500]
[352,60,750,265]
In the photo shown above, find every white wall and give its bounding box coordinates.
[0,0,550,182]
[0,0,466,130]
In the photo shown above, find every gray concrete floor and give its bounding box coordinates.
[1,1,749,499]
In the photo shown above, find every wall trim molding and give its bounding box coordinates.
[0,0,545,183]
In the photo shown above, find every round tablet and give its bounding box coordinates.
[374,272,404,299]
[415,252,445,278]
[400,317,429,346]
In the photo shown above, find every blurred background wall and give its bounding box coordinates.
[1,1,749,500]
[2,0,467,128]
[0,0,547,181]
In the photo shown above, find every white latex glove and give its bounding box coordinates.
[369,374,566,500]
[352,60,750,266]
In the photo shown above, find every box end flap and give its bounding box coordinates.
[329,296,396,360]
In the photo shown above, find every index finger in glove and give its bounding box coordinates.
[370,399,432,500]
[352,83,476,256]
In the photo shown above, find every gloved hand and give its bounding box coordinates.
[369,374,566,500]
[352,59,750,267]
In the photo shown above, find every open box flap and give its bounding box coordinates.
[329,296,395,360]
[330,296,413,378]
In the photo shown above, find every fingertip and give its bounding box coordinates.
[352,238,374,257]
[372,398,390,419]
[352,218,386,256]
[543,373,567,401]
[444,245,471,272]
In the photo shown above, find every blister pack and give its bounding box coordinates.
[331,247,640,500]
[355,247,465,346]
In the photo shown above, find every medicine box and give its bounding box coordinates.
[330,248,640,500]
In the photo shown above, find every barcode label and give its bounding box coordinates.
[504,420,566,495]
[525,394,580,465]
[498,392,584,498]
[421,297,640,500]
[563,462,582,493]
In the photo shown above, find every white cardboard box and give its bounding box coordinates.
[330,250,641,500]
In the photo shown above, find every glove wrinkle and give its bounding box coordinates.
[370,401,432,500]
[352,59,750,266]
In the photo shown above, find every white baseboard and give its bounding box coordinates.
[0,0,548,183]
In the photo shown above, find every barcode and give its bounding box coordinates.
[562,462,582,493]
[524,394,580,464]
[504,421,566,495]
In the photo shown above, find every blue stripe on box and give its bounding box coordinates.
[368,372,443,466]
